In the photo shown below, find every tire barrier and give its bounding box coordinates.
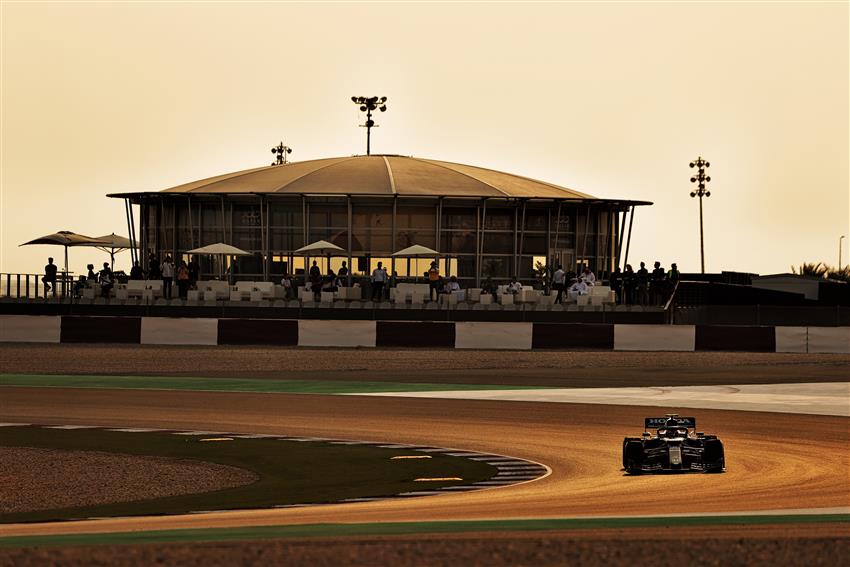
[1,315,848,352]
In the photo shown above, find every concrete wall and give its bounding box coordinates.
[614,325,695,351]
[298,320,376,348]
[0,315,61,343]
[140,317,218,345]
[454,322,533,350]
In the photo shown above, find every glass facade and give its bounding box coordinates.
[140,195,625,286]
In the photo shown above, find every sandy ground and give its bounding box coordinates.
[2,344,849,387]
[2,530,848,567]
[0,447,257,514]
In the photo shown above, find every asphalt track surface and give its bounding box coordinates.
[1,380,848,539]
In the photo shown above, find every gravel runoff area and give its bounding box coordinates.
[2,344,848,388]
[1,529,848,567]
[0,447,257,514]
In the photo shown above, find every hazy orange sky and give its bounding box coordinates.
[2,1,848,276]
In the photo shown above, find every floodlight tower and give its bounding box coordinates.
[689,156,712,274]
[271,142,292,166]
[351,96,388,155]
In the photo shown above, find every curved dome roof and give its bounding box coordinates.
[155,155,595,199]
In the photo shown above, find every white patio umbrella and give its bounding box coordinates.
[392,244,439,282]
[20,231,101,275]
[294,240,345,286]
[186,243,251,280]
[74,233,136,269]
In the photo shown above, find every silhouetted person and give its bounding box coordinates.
[309,260,322,300]
[176,261,190,299]
[636,262,649,305]
[371,261,387,301]
[42,257,57,297]
[148,254,161,280]
[428,261,441,301]
[98,262,113,298]
[86,264,97,281]
[610,266,623,304]
[651,261,666,305]
[129,261,145,280]
[338,261,349,286]
[622,264,635,304]
[552,264,566,304]
[481,276,497,302]
[188,258,199,287]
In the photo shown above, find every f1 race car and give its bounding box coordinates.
[622,415,725,474]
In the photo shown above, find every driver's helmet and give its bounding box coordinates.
[664,417,680,428]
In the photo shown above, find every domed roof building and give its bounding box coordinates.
[111,155,650,285]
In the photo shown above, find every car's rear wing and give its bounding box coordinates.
[645,417,696,429]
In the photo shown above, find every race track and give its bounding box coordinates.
[2,385,848,537]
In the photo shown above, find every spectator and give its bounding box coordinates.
[651,261,666,305]
[443,275,460,294]
[86,264,97,281]
[281,273,293,300]
[338,261,349,286]
[98,262,113,298]
[161,255,175,299]
[309,260,322,301]
[567,278,588,301]
[581,266,596,286]
[622,264,635,305]
[371,261,387,301]
[73,275,88,297]
[667,262,680,284]
[42,257,58,297]
[635,262,650,305]
[129,261,145,280]
[481,276,497,302]
[552,264,566,304]
[323,268,339,292]
[148,253,161,280]
[176,261,190,299]
[507,277,522,295]
[428,261,441,301]
[381,264,390,301]
[188,258,199,287]
[610,266,623,304]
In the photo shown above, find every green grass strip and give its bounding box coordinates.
[0,374,547,395]
[1,514,847,548]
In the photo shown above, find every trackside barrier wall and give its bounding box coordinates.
[140,317,218,345]
[806,327,850,354]
[376,322,456,348]
[775,327,808,353]
[0,315,60,343]
[454,322,533,350]
[298,320,377,347]
[2,316,849,352]
[614,325,695,351]
[695,325,776,352]
[61,316,141,343]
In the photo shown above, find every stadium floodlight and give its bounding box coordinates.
[351,95,388,155]
[271,141,292,166]
[689,156,712,273]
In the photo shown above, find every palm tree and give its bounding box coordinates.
[791,262,828,278]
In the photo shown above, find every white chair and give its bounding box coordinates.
[499,294,514,305]
[320,291,335,303]
[479,293,492,305]
[250,290,264,302]
[187,290,200,301]
[576,294,590,306]
[203,290,217,302]
[229,290,244,301]
[115,287,129,300]
[518,289,537,303]
[467,288,482,303]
